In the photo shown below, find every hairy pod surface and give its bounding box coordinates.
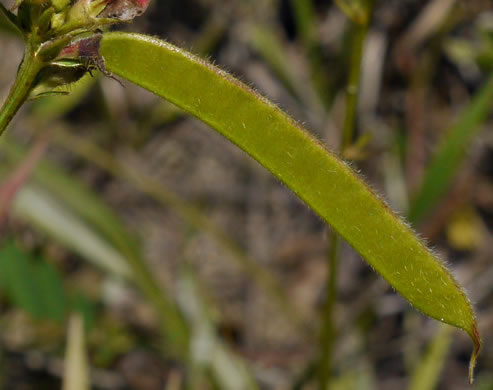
[100,32,480,382]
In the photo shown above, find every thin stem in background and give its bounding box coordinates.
[319,2,374,388]
[342,22,369,150]
[289,0,332,107]
[318,232,340,390]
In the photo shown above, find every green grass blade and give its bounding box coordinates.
[39,127,306,335]
[10,184,131,278]
[289,0,317,50]
[407,324,453,390]
[1,140,189,353]
[246,25,325,116]
[0,138,141,260]
[409,73,493,224]
[177,269,259,390]
[288,0,331,105]
[248,25,303,100]
[100,32,480,381]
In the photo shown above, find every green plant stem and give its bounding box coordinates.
[342,23,367,150]
[0,46,43,137]
[126,248,189,355]
[319,232,340,390]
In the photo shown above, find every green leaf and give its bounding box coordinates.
[0,241,96,327]
[0,242,66,322]
[0,242,45,318]
[100,32,480,380]
[34,257,67,321]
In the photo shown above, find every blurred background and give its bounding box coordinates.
[1,0,493,389]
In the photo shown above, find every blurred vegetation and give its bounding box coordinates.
[1,0,493,389]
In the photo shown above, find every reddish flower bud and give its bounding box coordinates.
[55,33,121,83]
[98,0,150,21]
[58,34,102,60]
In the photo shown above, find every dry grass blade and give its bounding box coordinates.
[63,313,90,390]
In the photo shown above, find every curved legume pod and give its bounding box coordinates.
[100,32,480,382]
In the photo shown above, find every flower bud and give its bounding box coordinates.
[97,0,150,22]
[11,0,151,96]
[51,0,71,11]
[65,0,108,27]
[57,33,103,60]
[63,0,150,32]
